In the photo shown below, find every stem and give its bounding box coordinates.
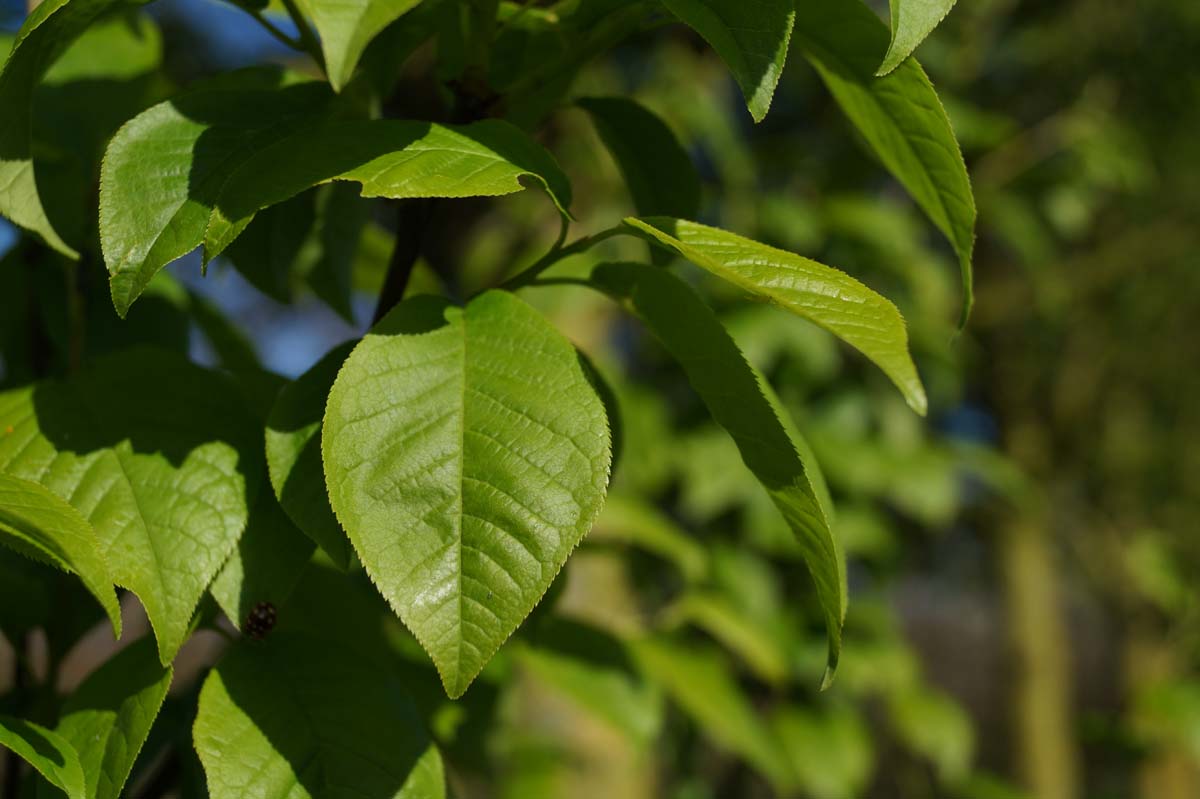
[280,0,327,69]
[498,227,624,291]
[245,7,305,51]
[372,199,437,324]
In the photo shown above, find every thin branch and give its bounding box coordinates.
[498,227,625,291]
[280,0,327,69]
[373,199,437,324]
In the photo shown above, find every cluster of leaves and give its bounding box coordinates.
[0,0,977,795]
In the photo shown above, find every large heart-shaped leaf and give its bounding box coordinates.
[194,632,446,798]
[0,349,261,664]
[593,263,845,681]
[265,341,356,569]
[623,217,927,414]
[295,0,425,91]
[0,473,121,637]
[52,637,172,799]
[878,0,959,76]
[323,291,612,697]
[0,0,147,257]
[794,0,975,323]
[0,715,85,799]
[660,0,795,122]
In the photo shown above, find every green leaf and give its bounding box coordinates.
[203,118,573,261]
[100,70,338,316]
[0,0,146,257]
[295,0,425,91]
[878,0,959,76]
[623,217,927,415]
[265,341,356,569]
[660,0,794,122]
[665,591,791,684]
[194,631,446,799]
[0,349,261,664]
[591,493,708,582]
[323,291,612,697]
[630,639,792,790]
[51,637,172,799]
[577,97,700,219]
[0,715,85,799]
[209,489,316,630]
[0,473,121,637]
[793,0,975,324]
[592,262,845,681]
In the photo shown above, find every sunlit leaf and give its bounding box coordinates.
[0,473,120,637]
[323,291,612,697]
[878,0,959,76]
[295,0,425,91]
[194,631,446,798]
[0,715,85,799]
[624,217,927,414]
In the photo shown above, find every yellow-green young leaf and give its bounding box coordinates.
[52,637,172,799]
[577,97,700,220]
[101,70,338,317]
[295,0,425,91]
[794,0,975,324]
[0,473,121,637]
[0,0,146,257]
[878,0,959,76]
[322,291,612,698]
[592,263,846,683]
[660,0,794,122]
[0,715,85,799]
[203,118,573,260]
[0,349,261,665]
[631,639,793,790]
[194,632,446,799]
[623,217,927,415]
[265,341,357,569]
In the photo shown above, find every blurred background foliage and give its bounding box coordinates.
[1,0,1198,798]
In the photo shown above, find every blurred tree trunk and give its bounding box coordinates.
[1001,515,1081,799]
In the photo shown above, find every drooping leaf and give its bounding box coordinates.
[630,639,792,790]
[193,631,446,799]
[51,637,172,799]
[0,0,149,257]
[209,489,316,630]
[203,118,573,260]
[0,715,86,799]
[323,291,612,697]
[265,341,356,569]
[878,0,959,76]
[577,97,700,220]
[0,473,121,637]
[793,0,975,323]
[0,349,261,664]
[660,0,795,122]
[295,0,425,91]
[592,262,846,681]
[623,217,927,414]
[100,70,338,316]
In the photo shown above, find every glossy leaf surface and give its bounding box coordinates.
[323,291,612,697]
